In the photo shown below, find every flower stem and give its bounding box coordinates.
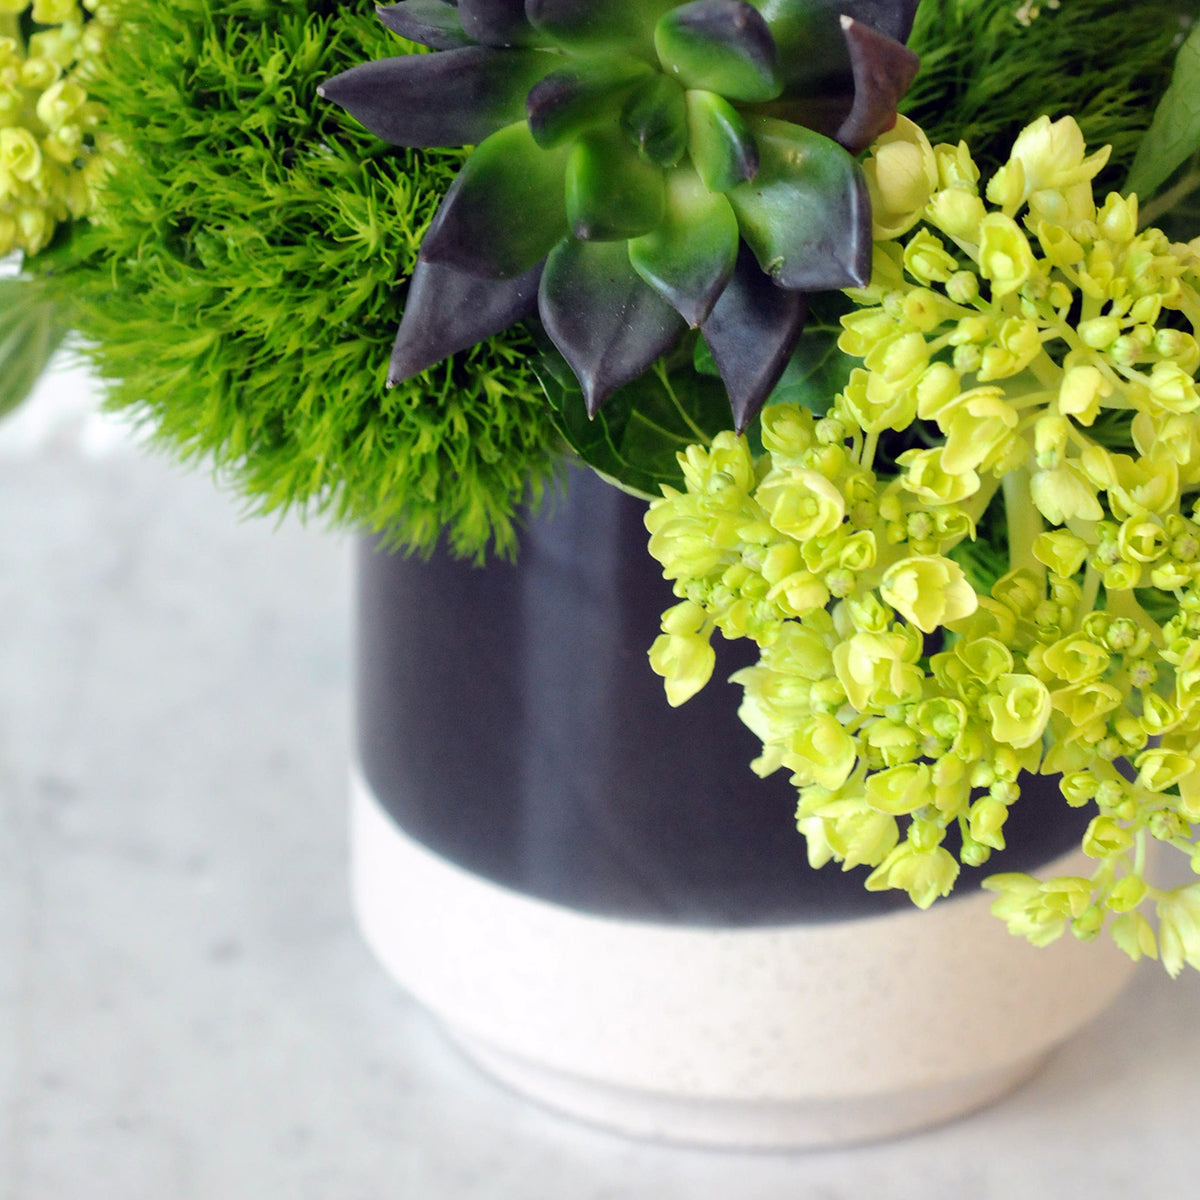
[1002,467,1044,577]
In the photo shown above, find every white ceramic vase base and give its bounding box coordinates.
[351,770,1137,1150]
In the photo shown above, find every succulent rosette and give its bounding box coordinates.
[321,0,920,431]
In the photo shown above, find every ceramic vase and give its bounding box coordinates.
[351,468,1137,1148]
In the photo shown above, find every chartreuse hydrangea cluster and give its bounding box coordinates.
[0,0,111,257]
[322,0,921,430]
[646,112,1200,974]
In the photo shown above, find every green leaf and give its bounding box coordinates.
[532,337,736,497]
[0,280,66,421]
[764,293,854,416]
[727,116,870,289]
[1125,19,1200,202]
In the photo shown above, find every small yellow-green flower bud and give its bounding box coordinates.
[986,673,1052,748]
[786,713,857,790]
[863,115,939,240]
[978,212,1037,298]
[866,842,959,908]
[1036,221,1084,268]
[1057,363,1110,425]
[649,632,716,707]
[934,140,980,191]
[880,554,978,633]
[1077,315,1121,349]
[0,126,42,182]
[945,270,979,304]
[1082,815,1134,858]
[1098,192,1138,243]
[902,228,959,284]
[925,187,986,242]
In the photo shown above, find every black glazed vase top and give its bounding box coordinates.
[319,0,923,430]
[357,470,1089,926]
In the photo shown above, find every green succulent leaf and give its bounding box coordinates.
[0,280,65,421]
[318,47,553,148]
[628,166,739,326]
[526,58,653,149]
[539,236,686,414]
[835,16,920,153]
[684,88,759,192]
[376,1,474,50]
[727,116,870,289]
[621,73,690,167]
[387,259,543,385]
[458,0,534,47]
[528,0,679,52]
[420,121,570,278]
[566,128,667,240]
[655,0,783,103]
[699,241,808,431]
[1125,18,1200,203]
[533,337,736,498]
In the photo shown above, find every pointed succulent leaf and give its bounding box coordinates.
[832,0,921,43]
[628,167,738,327]
[457,0,533,46]
[621,74,689,167]
[527,59,653,150]
[375,1,474,50]
[318,48,553,148]
[834,16,919,153]
[655,0,783,103]
[527,0,678,54]
[727,116,870,290]
[699,241,808,431]
[566,128,667,241]
[387,259,543,384]
[420,122,570,278]
[744,0,848,93]
[685,89,759,192]
[538,237,686,414]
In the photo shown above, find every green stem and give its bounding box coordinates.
[1002,467,1045,577]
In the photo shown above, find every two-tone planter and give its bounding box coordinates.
[351,468,1136,1148]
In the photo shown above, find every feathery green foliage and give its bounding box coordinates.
[41,0,559,560]
[903,0,1193,187]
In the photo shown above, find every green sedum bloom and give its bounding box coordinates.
[321,0,922,430]
[645,112,1200,971]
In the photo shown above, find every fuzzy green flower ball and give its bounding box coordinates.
[43,0,560,560]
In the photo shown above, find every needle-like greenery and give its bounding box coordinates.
[903,0,1193,187]
[41,0,560,560]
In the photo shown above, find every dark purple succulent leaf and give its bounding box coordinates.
[654,0,783,103]
[527,0,678,52]
[318,48,553,148]
[566,129,666,241]
[830,0,921,43]
[835,17,919,153]
[458,0,533,45]
[699,241,808,432]
[420,122,570,278]
[526,59,651,149]
[538,237,686,415]
[620,74,689,167]
[376,1,474,49]
[727,116,870,291]
[387,259,543,384]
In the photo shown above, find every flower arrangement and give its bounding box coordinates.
[6,0,1200,971]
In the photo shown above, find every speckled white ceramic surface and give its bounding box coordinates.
[352,772,1138,1148]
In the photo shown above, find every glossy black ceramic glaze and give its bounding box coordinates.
[357,467,1089,925]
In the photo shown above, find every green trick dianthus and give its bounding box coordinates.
[42,0,560,560]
